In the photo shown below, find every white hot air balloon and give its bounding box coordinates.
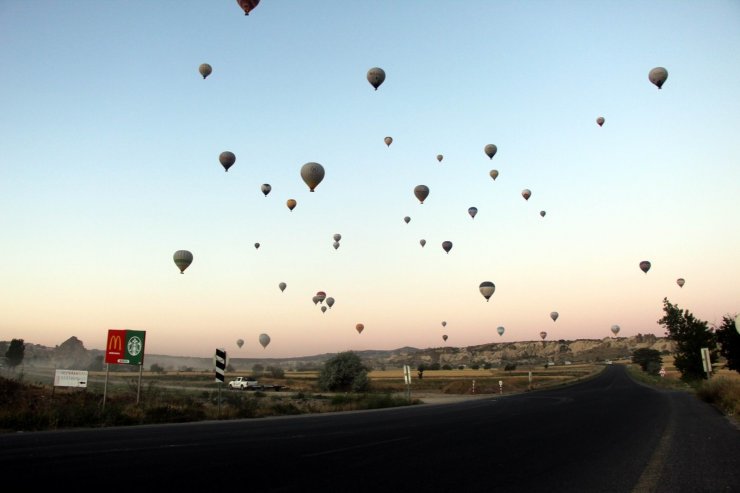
[479,281,495,302]
[611,325,620,336]
[497,326,505,336]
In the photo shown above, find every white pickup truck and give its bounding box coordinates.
[228,377,264,390]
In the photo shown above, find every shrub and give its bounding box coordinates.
[317,351,369,392]
[697,377,740,417]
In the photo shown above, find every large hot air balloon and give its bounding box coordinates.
[522,189,532,201]
[436,154,443,163]
[550,311,559,322]
[611,324,620,336]
[676,278,685,288]
[384,136,393,147]
[414,185,430,204]
[484,144,497,159]
[489,170,499,181]
[356,323,364,334]
[420,239,426,247]
[497,326,505,336]
[367,67,385,90]
[540,331,547,340]
[258,333,270,349]
[237,0,260,15]
[442,241,453,254]
[236,338,244,349]
[404,216,411,224]
[199,63,212,79]
[468,207,478,219]
[287,199,297,211]
[442,334,448,342]
[596,116,605,127]
[649,67,668,89]
[316,291,327,303]
[479,281,495,302]
[639,261,651,274]
[173,250,193,274]
[333,233,342,242]
[300,162,325,192]
[326,297,335,308]
[261,184,271,197]
[441,321,447,327]
[219,151,236,172]
[279,282,286,292]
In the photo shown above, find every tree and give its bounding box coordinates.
[5,339,25,369]
[658,298,717,381]
[150,363,165,373]
[267,366,285,378]
[632,348,662,375]
[317,351,369,392]
[715,314,740,374]
[417,364,425,379]
[252,364,264,377]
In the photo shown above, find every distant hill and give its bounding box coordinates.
[0,335,672,372]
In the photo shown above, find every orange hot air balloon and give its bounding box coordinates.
[287,199,297,211]
[356,323,364,334]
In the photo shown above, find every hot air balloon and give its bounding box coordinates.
[442,241,453,254]
[522,189,531,201]
[333,233,342,242]
[540,210,546,217]
[236,338,244,349]
[420,239,426,247]
[173,250,193,274]
[199,63,212,79]
[279,282,286,292]
[497,326,505,336]
[540,331,547,340]
[414,185,429,204]
[312,295,319,305]
[287,199,297,211]
[219,151,236,172]
[436,154,443,163]
[479,281,495,302]
[441,321,447,327]
[442,335,448,342]
[596,116,605,127]
[550,311,559,322]
[258,333,270,349]
[254,242,260,249]
[321,305,327,313]
[611,324,620,336]
[333,241,340,250]
[468,207,478,219]
[326,297,335,308]
[484,144,497,159]
[316,291,326,303]
[384,136,393,147]
[356,323,364,334]
[639,261,651,274]
[261,184,271,197]
[649,67,668,89]
[404,216,411,224]
[489,170,499,181]
[676,278,685,288]
[367,67,385,90]
[237,0,260,15]
[300,162,325,192]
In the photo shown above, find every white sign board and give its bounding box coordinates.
[54,369,88,388]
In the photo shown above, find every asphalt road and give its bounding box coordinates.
[1,365,738,492]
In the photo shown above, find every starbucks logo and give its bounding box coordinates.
[127,336,143,356]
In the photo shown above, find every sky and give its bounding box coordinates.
[1,1,739,359]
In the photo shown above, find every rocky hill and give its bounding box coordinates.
[1,334,672,372]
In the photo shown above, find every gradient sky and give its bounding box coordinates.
[1,1,739,359]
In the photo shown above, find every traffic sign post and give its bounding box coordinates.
[215,348,227,415]
[499,380,503,394]
[403,365,411,401]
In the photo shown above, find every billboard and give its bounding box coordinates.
[54,369,88,388]
[105,329,146,365]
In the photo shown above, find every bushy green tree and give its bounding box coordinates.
[715,314,740,374]
[658,298,717,381]
[317,351,369,392]
[267,366,285,378]
[632,348,662,375]
[5,339,25,369]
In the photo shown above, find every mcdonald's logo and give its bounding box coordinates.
[105,329,127,364]
[108,335,122,351]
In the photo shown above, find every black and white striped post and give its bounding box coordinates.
[215,348,226,415]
